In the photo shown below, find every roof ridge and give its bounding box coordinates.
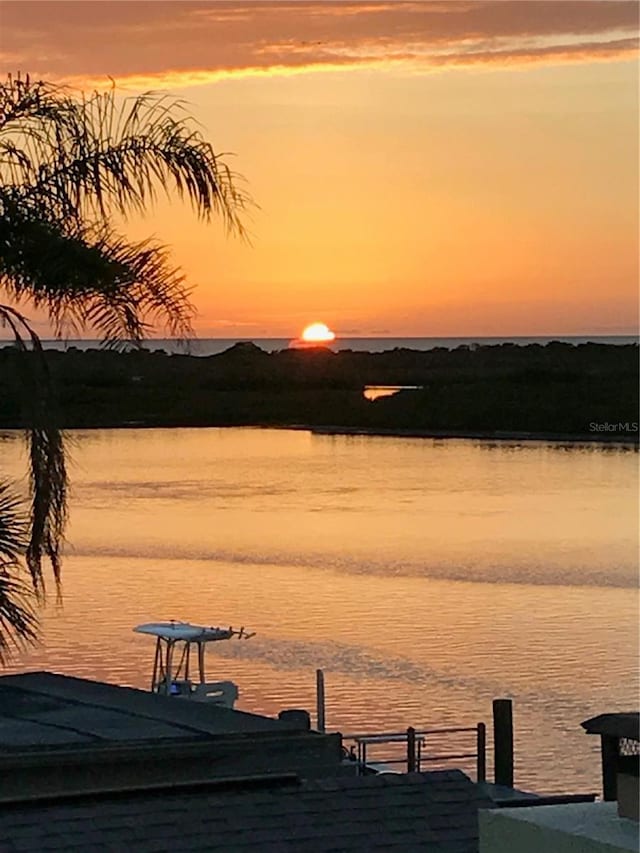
[0,772,302,809]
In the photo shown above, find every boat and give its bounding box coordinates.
[133,620,254,708]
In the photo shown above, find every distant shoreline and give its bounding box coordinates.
[20,422,632,446]
[306,425,638,445]
[1,333,637,358]
[1,341,636,441]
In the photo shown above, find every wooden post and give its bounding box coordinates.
[407,726,417,773]
[600,735,618,801]
[477,722,487,783]
[493,699,514,788]
[316,669,326,733]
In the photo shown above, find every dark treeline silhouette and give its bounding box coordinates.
[0,341,637,440]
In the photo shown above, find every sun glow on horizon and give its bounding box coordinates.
[300,322,336,343]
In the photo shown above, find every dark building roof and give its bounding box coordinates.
[0,769,489,853]
[581,713,640,741]
[0,673,343,801]
[0,671,288,747]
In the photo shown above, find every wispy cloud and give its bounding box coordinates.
[1,1,637,90]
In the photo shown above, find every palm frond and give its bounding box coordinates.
[0,70,249,624]
[0,483,28,562]
[0,73,250,346]
[62,232,194,347]
[0,203,194,345]
[0,562,38,664]
[0,76,251,236]
[0,478,38,662]
[0,197,126,299]
[0,305,67,594]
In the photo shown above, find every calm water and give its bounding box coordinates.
[2,428,638,793]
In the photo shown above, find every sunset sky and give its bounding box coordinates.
[1,0,638,338]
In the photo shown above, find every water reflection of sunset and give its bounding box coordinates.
[364,385,420,401]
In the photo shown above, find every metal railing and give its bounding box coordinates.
[341,723,486,781]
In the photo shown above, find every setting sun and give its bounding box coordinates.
[301,322,336,343]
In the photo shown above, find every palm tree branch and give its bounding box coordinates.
[0,483,28,563]
[0,72,249,639]
[1,84,251,234]
[0,304,67,593]
[0,206,195,344]
[0,564,38,665]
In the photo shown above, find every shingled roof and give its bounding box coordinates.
[0,769,489,853]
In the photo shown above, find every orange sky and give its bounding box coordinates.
[1,1,638,338]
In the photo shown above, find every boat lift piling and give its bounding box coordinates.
[316,669,326,733]
[493,698,514,787]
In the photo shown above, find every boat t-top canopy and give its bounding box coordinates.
[134,621,252,643]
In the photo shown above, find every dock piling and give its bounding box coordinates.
[406,727,417,772]
[316,669,326,733]
[477,722,487,782]
[493,698,514,787]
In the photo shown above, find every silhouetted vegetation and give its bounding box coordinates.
[1,341,636,441]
